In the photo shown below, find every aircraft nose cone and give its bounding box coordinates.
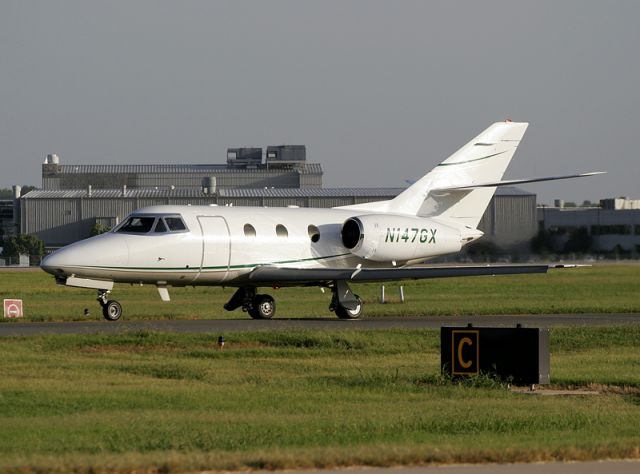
[40,245,86,277]
[40,234,130,277]
[40,252,65,276]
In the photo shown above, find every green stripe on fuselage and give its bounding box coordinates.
[75,253,352,272]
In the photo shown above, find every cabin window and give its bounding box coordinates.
[165,217,187,232]
[308,225,320,242]
[244,224,256,238]
[117,216,156,233]
[153,219,168,233]
[276,224,288,238]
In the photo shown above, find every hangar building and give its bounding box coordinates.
[41,146,322,191]
[538,197,640,254]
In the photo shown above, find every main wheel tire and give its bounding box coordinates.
[102,300,123,321]
[335,294,363,320]
[248,294,276,319]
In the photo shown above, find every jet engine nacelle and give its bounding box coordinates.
[341,214,462,262]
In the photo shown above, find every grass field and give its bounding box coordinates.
[0,327,639,473]
[1,264,640,321]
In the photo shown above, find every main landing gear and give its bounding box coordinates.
[224,287,276,319]
[329,280,363,320]
[224,281,363,320]
[97,290,123,321]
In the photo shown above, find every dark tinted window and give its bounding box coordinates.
[165,217,187,231]
[154,219,168,233]
[117,217,156,233]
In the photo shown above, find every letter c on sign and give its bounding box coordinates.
[457,337,473,369]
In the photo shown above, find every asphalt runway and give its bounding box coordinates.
[1,313,639,337]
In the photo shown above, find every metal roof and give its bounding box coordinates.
[220,188,404,198]
[23,189,207,199]
[22,186,534,200]
[23,187,405,199]
[53,163,323,175]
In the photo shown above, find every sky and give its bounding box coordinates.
[1,0,638,204]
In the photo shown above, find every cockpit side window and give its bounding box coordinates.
[117,216,156,233]
[165,217,187,232]
[153,219,168,233]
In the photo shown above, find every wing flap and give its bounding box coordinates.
[248,264,579,285]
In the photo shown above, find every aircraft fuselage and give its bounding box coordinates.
[41,205,465,288]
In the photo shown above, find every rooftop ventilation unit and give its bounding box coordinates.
[226,148,262,168]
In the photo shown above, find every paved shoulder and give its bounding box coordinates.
[270,461,640,474]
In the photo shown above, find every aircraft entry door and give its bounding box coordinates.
[197,216,230,283]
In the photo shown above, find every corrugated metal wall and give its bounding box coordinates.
[477,195,537,250]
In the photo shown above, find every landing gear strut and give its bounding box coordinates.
[329,280,363,319]
[224,287,276,319]
[97,290,123,321]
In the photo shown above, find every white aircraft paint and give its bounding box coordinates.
[40,121,603,321]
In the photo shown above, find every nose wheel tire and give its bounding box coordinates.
[248,294,276,319]
[102,300,123,321]
[335,294,363,320]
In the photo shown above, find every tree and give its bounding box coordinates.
[1,234,45,257]
[464,240,500,261]
[20,185,38,195]
[0,186,39,199]
[90,222,112,236]
[530,229,555,254]
[563,228,592,254]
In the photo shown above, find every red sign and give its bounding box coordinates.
[3,299,23,318]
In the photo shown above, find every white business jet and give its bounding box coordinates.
[41,121,603,321]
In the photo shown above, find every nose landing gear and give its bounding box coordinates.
[97,290,123,321]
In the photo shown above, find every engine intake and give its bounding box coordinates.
[341,217,363,249]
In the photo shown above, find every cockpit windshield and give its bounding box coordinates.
[117,216,156,233]
[115,215,188,234]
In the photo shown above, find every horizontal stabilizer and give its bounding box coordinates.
[249,264,583,285]
[432,171,606,192]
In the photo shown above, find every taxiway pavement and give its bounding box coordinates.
[1,313,639,337]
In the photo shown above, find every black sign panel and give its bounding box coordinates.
[441,326,550,385]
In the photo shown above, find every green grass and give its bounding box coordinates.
[1,264,640,321]
[0,327,639,472]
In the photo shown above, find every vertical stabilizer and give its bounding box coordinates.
[387,121,529,227]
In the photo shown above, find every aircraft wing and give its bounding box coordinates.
[248,264,580,285]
